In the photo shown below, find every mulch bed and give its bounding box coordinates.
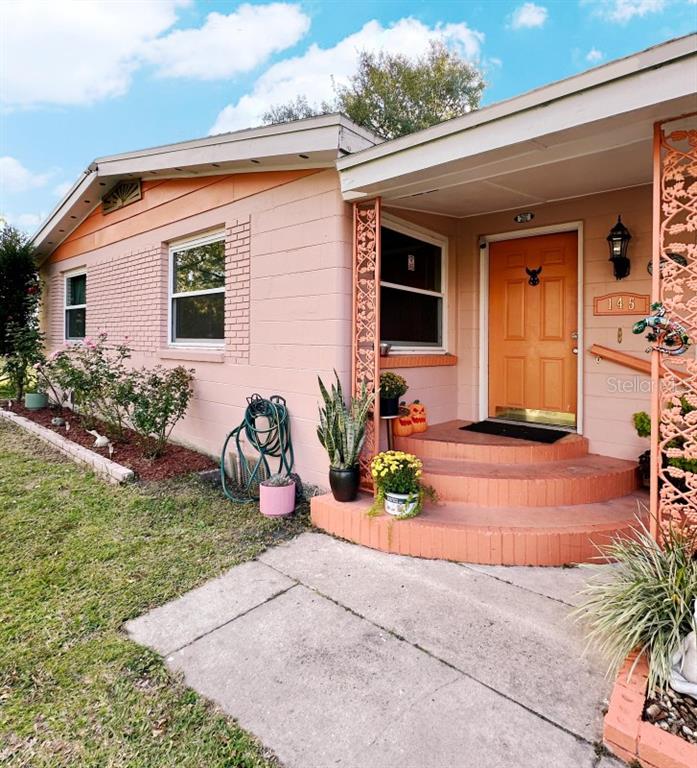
[644,686,697,745]
[3,403,217,482]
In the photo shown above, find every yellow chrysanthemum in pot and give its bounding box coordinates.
[368,450,435,519]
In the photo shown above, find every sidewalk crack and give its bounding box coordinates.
[259,559,598,751]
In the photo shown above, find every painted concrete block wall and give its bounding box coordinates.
[456,184,654,461]
[41,170,353,487]
[380,208,460,434]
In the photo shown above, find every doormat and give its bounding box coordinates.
[460,420,570,443]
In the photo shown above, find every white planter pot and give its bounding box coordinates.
[384,491,418,518]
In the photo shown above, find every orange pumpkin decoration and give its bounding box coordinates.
[408,400,428,433]
[392,404,413,438]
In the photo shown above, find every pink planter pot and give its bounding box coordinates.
[259,483,295,517]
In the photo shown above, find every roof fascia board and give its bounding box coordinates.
[94,114,379,166]
[339,55,696,194]
[95,124,351,176]
[30,170,97,246]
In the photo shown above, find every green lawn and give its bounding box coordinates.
[0,419,311,767]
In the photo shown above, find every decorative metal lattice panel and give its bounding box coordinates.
[102,180,142,213]
[353,199,381,483]
[653,118,697,538]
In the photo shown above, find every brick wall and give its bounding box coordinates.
[87,245,168,351]
[225,218,251,363]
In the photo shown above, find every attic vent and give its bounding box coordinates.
[102,180,141,213]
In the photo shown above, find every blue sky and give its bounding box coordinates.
[1,0,695,233]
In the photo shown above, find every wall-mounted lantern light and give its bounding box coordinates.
[607,215,631,280]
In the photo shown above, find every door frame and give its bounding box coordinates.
[478,221,584,434]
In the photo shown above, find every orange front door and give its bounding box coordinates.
[488,232,578,424]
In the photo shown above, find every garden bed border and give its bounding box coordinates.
[0,409,135,484]
[604,652,697,768]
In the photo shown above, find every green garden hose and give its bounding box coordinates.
[220,394,295,502]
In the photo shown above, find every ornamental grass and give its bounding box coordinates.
[574,518,697,691]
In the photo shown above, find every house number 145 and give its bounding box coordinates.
[593,292,650,316]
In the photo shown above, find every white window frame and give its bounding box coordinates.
[64,269,87,342]
[380,213,448,354]
[168,229,226,347]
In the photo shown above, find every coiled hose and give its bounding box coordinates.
[220,394,295,502]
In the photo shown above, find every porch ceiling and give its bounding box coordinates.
[385,132,655,217]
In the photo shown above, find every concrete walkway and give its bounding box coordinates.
[126,533,622,768]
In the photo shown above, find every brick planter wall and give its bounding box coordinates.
[0,410,134,484]
[604,652,697,768]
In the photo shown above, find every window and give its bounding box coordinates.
[170,232,225,344]
[380,223,445,348]
[64,272,86,341]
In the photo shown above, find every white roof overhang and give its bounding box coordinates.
[337,34,697,217]
[32,114,380,261]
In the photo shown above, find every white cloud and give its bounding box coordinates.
[0,211,46,233]
[0,157,51,194]
[586,48,604,63]
[510,3,549,29]
[1,0,184,108]
[583,0,666,23]
[210,18,484,134]
[0,1,308,108]
[147,3,310,80]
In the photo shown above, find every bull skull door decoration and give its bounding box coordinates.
[526,266,542,286]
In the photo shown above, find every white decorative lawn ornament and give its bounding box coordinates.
[86,429,109,448]
[670,599,697,701]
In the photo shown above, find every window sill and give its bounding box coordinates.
[158,347,225,364]
[380,354,457,369]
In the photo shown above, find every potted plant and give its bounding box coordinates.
[379,371,408,417]
[259,473,296,517]
[632,411,651,488]
[368,450,433,519]
[575,519,697,697]
[317,371,374,502]
[24,388,48,410]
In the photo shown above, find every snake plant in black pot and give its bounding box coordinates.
[317,371,374,501]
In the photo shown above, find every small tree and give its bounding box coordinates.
[0,225,40,355]
[0,225,43,399]
[262,41,485,139]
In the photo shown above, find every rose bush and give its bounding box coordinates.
[130,365,194,458]
[38,333,195,456]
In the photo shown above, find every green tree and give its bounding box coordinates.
[262,42,485,140]
[0,225,43,398]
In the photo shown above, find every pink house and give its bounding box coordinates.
[33,35,697,565]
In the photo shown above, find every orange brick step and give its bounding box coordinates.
[420,454,638,506]
[394,420,589,465]
[310,491,649,566]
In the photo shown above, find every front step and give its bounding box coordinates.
[395,419,588,464]
[310,491,649,566]
[421,454,638,506]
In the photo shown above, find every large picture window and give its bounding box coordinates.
[64,272,86,341]
[170,232,225,344]
[380,223,445,348]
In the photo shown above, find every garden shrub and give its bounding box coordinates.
[575,520,697,691]
[4,321,44,400]
[40,333,133,438]
[130,365,194,458]
[39,333,195,456]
